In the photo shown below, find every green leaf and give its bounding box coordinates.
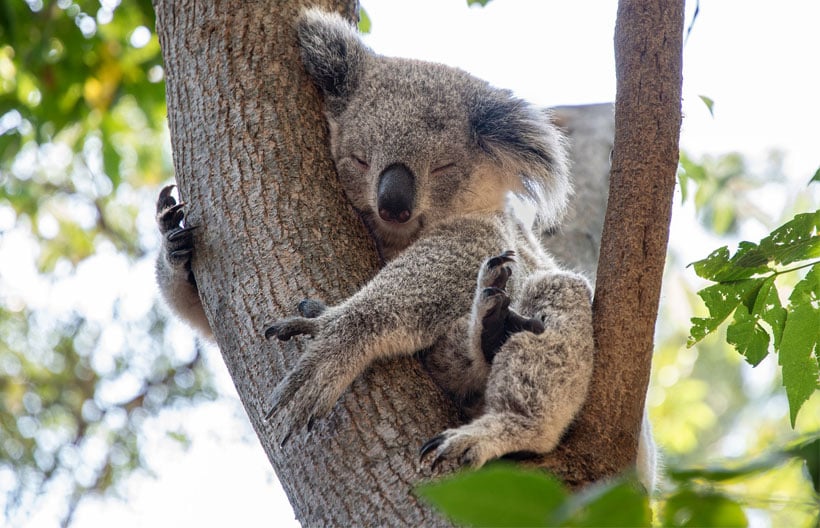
[726,309,770,366]
[688,279,765,346]
[690,243,771,282]
[786,436,820,492]
[662,490,747,527]
[698,95,715,117]
[758,210,820,266]
[357,7,371,34]
[416,465,567,527]
[809,167,820,186]
[753,276,787,348]
[467,0,493,6]
[790,263,820,305]
[552,478,651,528]
[667,454,788,483]
[779,301,820,427]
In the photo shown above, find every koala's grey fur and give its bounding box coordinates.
[155,8,653,485]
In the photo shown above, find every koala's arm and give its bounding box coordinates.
[264,220,502,441]
[155,185,214,341]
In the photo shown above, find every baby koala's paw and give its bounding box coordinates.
[472,251,544,362]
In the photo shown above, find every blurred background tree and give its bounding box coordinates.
[0,1,216,525]
[0,1,817,527]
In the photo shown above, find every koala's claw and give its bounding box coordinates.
[419,434,446,459]
[481,250,515,290]
[298,299,327,318]
[166,224,198,242]
[264,316,318,340]
[265,355,344,447]
[419,430,490,470]
[156,184,178,212]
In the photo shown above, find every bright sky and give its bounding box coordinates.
[23,1,820,526]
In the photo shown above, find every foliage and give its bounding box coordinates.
[0,1,215,525]
[688,208,820,425]
[419,434,820,527]
[417,464,651,528]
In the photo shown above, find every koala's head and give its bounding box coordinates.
[296,9,570,252]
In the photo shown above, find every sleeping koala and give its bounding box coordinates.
[155,9,650,481]
[262,8,594,469]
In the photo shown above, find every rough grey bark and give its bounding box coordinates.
[153,0,679,523]
[153,1,455,526]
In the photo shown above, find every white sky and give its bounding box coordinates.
[18,1,820,526]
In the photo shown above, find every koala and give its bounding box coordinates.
[155,9,653,486]
[260,8,595,470]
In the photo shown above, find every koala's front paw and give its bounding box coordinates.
[156,185,199,271]
[419,427,493,470]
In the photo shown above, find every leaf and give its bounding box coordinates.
[357,7,371,34]
[552,478,651,528]
[778,301,820,427]
[758,210,820,266]
[809,167,820,186]
[786,437,820,492]
[467,0,493,6]
[690,243,771,282]
[688,279,765,346]
[416,465,567,527]
[726,309,770,366]
[790,263,820,305]
[662,490,747,527]
[753,276,787,348]
[667,454,788,483]
[698,95,715,117]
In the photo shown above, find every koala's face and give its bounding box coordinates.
[328,60,496,247]
[297,9,571,252]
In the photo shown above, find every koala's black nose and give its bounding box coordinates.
[377,163,415,224]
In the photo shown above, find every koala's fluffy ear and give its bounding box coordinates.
[296,8,369,115]
[470,92,572,227]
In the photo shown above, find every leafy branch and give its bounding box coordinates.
[688,209,820,426]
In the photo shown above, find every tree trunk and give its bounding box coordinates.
[153,1,456,525]
[153,0,681,524]
[540,0,684,485]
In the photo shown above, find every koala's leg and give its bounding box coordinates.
[422,315,489,419]
[155,185,213,340]
[421,270,594,469]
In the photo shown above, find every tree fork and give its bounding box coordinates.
[153,0,682,524]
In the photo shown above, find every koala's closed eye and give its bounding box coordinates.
[350,154,369,170]
[431,162,456,175]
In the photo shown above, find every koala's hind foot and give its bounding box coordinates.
[156,185,198,278]
[473,251,544,362]
[420,412,543,470]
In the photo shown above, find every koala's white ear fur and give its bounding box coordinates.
[296,8,369,115]
[470,93,571,228]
